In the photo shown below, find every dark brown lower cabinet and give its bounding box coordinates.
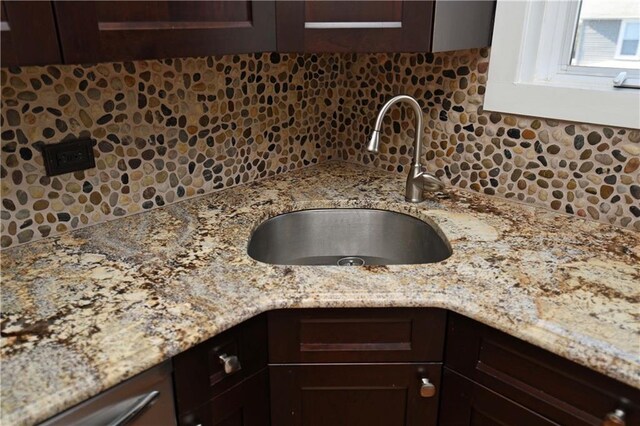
[179,369,270,426]
[171,309,639,426]
[174,314,270,426]
[444,313,640,425]
[270,363,442,426]
[440,368,555,425]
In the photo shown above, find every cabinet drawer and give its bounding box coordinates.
[179,369,270,426]
[174,314,267,415]
[41,361,176,426]
[440,368,555,425]
[268,308,446,363]
[446,313,640,425]
[270,363,441,426]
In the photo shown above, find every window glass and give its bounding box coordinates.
[571,0,640,69]
[619,21,639,56]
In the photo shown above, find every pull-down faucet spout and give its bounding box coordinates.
[367,95,445,202]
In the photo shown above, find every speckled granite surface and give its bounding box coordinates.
[1,162,639,425]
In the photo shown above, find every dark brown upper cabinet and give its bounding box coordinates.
[276,0,434,53]
[1,1,494,67]
[0,0,61,67]
[276,0,495,53]
[53,1,277,64]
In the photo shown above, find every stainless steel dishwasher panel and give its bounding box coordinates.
[40,360,177,426]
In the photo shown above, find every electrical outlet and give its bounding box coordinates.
[41,138,96,176]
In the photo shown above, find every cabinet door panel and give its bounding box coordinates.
[0,0,61,66]
[276,0,434,52]
[268,308,446,363]
[180,369,270,426]
[54,1,276,63]
[440,368,555,426]
[304,1,402,23]
[445,313,640,425]
[270,363,441,426]
[94,1,251,24]
[174,314,268,416]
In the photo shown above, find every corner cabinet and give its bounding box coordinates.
[275,0,495,53]
[53,1,277,63]
[0,0,61,66]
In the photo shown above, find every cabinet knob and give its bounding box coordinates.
[420,378,436,398]
[219,353,242,375]
[603,409,626,426]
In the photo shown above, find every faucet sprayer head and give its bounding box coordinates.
[366,130,380,152]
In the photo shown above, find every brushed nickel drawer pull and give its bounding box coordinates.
[420,378,436,398]
[107,390,160,426]
[219,353,242,375]
[603,409,626,426]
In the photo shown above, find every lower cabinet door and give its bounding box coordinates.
[270,363,441,426]
[179,369,270,426]
[439,368,555,426]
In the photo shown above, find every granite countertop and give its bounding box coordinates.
[1,162,639,425]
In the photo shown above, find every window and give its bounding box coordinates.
[615,20,640,61]
[571,1,640,68]
[485,0,640,129]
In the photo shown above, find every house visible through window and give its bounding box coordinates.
[571,0,640,69]
[616,20,640,60]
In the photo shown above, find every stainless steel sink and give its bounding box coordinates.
[247,209,452,266]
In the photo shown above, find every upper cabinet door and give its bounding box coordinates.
[276,0,434,53]
[1,0,61,67]
[53,1,277,64]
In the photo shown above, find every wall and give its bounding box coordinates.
[1,53,339,248]
[2,48,638,249]
[334,48,640,231]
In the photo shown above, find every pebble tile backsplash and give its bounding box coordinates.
[1,53,339,248]
[335,49,640,231]
[1,49,638,248]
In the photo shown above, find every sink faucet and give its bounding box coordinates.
[367,95,445,203]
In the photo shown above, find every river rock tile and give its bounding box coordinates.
[334,49,639,231]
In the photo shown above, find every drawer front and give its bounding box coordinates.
[41,361,176,426]
[174,314,268,415]
[179,369,270,426]
[440,368,555,426]
[268,308,446,363]
[270,363,441,426]
[445,313,640,425]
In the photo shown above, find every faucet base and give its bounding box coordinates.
[405,195,424,203]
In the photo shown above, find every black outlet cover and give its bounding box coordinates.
[41,138,96,176]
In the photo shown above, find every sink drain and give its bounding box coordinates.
[337,256,365,266]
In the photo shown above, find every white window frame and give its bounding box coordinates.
[485,0,640,129]
[615,19,640,60]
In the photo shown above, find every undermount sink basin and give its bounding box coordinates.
[247,209,452,266]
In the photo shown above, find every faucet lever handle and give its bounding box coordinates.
[421,172,445,192]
